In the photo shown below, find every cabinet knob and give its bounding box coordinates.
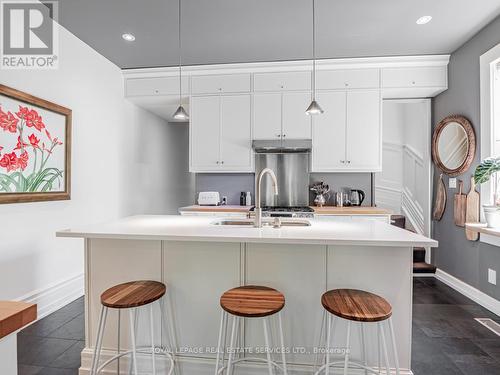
[221,161,224,164]
[340,160,345,164]
[347,160,351,164]
[412,81,416,85]
[216,161,220,164]
[282,134,286,138]
[344,83,349,87]
[276,134,281,138]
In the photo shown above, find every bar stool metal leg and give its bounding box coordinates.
[91,305,108,375]
[215,310,227,375]
[325,314,332,375]
[117,310,121,375]
[388,318,400,375]
[263,317,274,375]
[150,303,156,375]
[343,321,351,375]
[159,295,176,375]
[378,322,390,375]
[226,315,239,375]
[359,323,368,375]
[129,308,139,375]
[277,312,288,375]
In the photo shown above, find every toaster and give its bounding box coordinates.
[197,191,220,206]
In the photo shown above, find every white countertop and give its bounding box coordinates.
[56,215,438,247]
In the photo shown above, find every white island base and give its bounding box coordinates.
[57,215,437,375]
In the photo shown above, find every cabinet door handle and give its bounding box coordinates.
[347,160,351,164]
[221,161,224,164]
[340,160,345,164]
[216,161,220,164]
[276,134,281,138]
[282,134,286,138]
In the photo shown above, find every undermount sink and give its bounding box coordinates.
[212,219,311,227]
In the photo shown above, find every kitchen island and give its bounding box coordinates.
[57,215,437,375]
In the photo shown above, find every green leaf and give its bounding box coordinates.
[0,173,20,191]
[474,158,500,184]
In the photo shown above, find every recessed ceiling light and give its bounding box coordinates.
[122,33,136,42]
[416,16,432,25]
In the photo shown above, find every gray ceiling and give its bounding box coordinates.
[58,0,500,69]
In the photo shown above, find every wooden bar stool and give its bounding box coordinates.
[215,285,288,375]
[91,280,176,375]
[315,289,400,375]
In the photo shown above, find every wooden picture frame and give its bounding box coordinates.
[432,115,476,177]
[0,84,71,204]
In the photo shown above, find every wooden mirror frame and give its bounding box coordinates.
[432,115,476,177]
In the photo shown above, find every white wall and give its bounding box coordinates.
[0,23,192,313]
[376,100,430,234]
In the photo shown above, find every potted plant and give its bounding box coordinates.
[474,157,500,227]
[310,181,330,207]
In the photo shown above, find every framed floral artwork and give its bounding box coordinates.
[0,84,71,204]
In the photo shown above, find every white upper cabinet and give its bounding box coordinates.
[312,90,381,172]
[220,95,252,170]
[282,92,312,139]
[312,91,347,171]
[126,76,189,97]
[382,66,446,88]
[191,74,251,94]
[253,92,312,140]
[190,94,253,172]
[190,96,220,171]
[316,69,380,90]
[253,71,311,92]
[253,93,282,139]
[345,90,381,171]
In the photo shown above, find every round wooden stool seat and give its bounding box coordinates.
[321,289,392,322]
[101,280,166,309]
[220,285,285,318]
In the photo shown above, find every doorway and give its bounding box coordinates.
[375,99,433,262]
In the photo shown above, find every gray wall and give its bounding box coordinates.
[194,173,372,206]
[432,15,500,300]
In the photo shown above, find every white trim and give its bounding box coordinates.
[479,233,500,247]
[479,43,500,230]
[123,55,450,78]
[16,273,84,320]
[435,269,500,316]
[79,347,414,375]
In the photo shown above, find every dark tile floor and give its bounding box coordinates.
[412,277,500,375]
[17,279,500,374]
[18,297,84,375]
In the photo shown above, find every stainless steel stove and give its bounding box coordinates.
[250,206,314,218]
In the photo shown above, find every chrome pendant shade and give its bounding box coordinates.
[305,0,323,115]
[173,105,189,120]
[172,0,189,121]
[305,100,323,115]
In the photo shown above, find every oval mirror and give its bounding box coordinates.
[432,115,476,176]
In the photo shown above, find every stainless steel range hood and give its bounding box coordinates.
[252,139,312,153]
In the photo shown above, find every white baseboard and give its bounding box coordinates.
[435,269,500,316]
[79,348,413,375]
[17,273,84,319]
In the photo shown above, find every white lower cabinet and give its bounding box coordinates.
[190,94,253,172]
[312,89,381,172]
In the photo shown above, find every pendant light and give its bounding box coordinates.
[305,0,323,115]
[173,0,189,120]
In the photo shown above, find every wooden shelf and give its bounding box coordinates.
[465,223,500,238]
[0,301,37,339]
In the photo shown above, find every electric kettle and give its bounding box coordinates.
[350,189,365,206]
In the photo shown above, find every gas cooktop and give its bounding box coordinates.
[250,206,314,218]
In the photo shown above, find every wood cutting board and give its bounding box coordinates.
[454,180,467,227]
[433,174,446,221]
[465,176,480,240]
